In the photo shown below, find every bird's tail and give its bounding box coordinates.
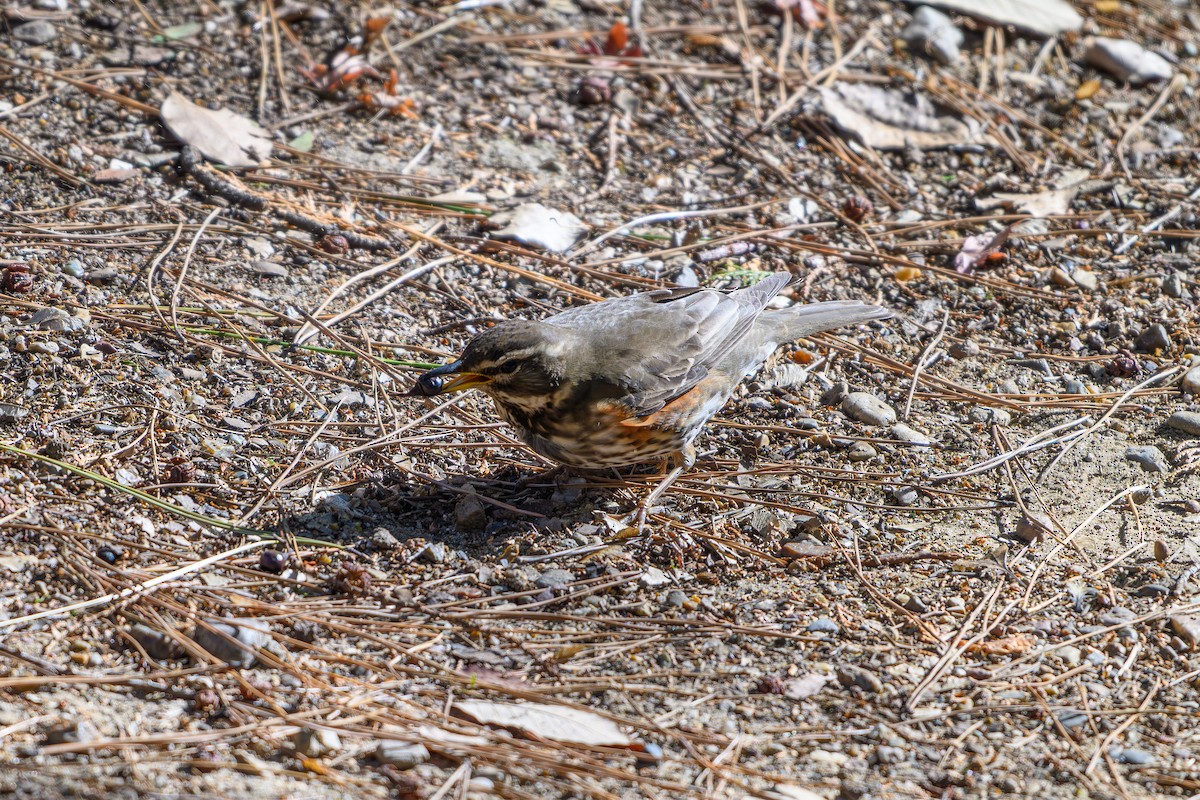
[761,300,892,343]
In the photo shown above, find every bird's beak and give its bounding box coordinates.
[407,361,492,397]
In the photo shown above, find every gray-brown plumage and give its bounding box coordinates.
[409,273,891,523]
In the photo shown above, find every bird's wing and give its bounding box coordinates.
[546,273,791,416]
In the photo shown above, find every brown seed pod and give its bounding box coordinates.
[162,456,197,485]
[317,234,349,254]
[3,263,33,294]
[841,196,873,223]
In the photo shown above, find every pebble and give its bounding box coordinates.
[294,728,340,758]
[841,392,896,426]
[1085,36,1174,84]
[892,486,919,506]
[61,259,85,278]
[902,6,963,65]
[1014,510,1052,543]
[807,617,839,634]
[835,665,884,693]
[1163,273,1189,299]
[28,340,60,355]
[13,20,57,45]
[1167,411,1200,436]
[1064,379,1086,395]
[1110,747,1154,766]
[665,589,687,608]
[891,423,932,446]
[846,442,876,462]
[43,719,99,746]
[1169,615,1200,649]
[454,492,487,532]
[535,568,573,590]
[820,381,850,406]
[192,618,273,668]
[1125,445,1169,474]
[1181,365,1200,395]
[948,340,979,359]
[375,741,429,769]
[969,407,1012,426]
[1057,645,1082,666]
[1073,269,1098,291]
[1133,324,1172,353]
[370,527,401,550]
[129,623,184,660]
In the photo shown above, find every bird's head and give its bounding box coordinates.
[407,321,567,403]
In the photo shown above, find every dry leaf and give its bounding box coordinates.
[918,0,1082,37]
[784,673,831,700]
[454,700,633,747]
[160,91,272,167]
[954,226,1013,274]
[975,171,1111,217]
[820,84,988,151]
[965,633,1036,655]
[490,203,587,252]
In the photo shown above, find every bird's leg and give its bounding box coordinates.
[626,444,695,532]
[514,463,568,491]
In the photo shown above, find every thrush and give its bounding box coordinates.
[409,273,891,526]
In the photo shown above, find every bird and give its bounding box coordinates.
[408,273,891,528]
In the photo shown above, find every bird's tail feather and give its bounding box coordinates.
[762,300,892,343]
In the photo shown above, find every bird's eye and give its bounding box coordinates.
[494,361,520,374]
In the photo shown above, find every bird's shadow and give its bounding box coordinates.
[275,464,638,559]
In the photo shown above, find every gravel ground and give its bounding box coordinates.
[1,1,1200,798]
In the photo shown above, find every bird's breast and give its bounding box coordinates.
[490,390,687,469]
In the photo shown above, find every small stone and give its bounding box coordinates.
[665,589,687,608]
[820,381,850,406]
[1014,510,1053,543]
[948,340,979,359]
[1086,36,1174,84]
[28,340,60,355]
[1064,379,1087,395]
[1125,445,1169,474]
[807,617,839,634]
[841,392,897,426]
[1167,411,1200,436]
[1073,269,1098,291]
[1050,268,1074,288]
[248,260,289,278]
[847,442,876,462]
[416,542,447,564]
[535,568,573,590]
[900,593,928,613]
[639,567,670,588]
[835,665,884,694]
[454,492,487,532]
[1181,365,1200,395]
[43,719,99,746]
[13,20,58,45]
[1058,645,1082,666]
[1162,273,1189,298]
[1169,615,1200,649]
[129,623,184,660]
[370,527,401,550]
[892,486,919,506]
[1110,747,1154,766]
[294,728,340,758]
[902,6,963,65]
[375,741,429,769]
[891,423,932,446]
[192,618,272,668]
[970,407,1012,426]
[1133,324,1171,353]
